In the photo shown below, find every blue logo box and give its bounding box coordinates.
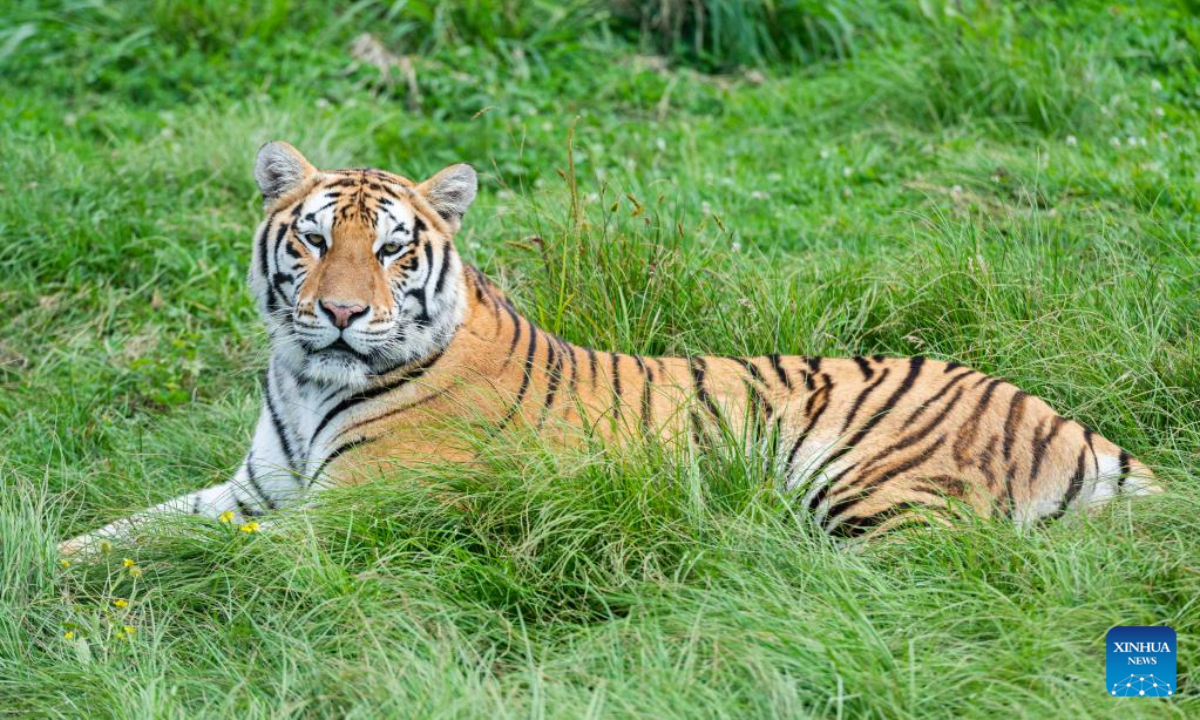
[1106,626,1176,697]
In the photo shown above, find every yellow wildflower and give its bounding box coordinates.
[123,625,136,635]
[116,631,126,640]
[63,631,75,640]
[219,510,235,524]
[123,558,134,567]
[129,566,144,578]
[240,521,260,534]
[59,559,71,569]
[113,599,129,608]
[98,540,112,554]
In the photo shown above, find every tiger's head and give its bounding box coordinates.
[250,141,476,388]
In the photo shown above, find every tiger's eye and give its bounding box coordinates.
[381,242,402,255]
[304,233,326,250]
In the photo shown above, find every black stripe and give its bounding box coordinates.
[767,353,792,390]
[1083,426,1099,478]
[1118,450,1131,491]
[728,356,766,384]
[433,244,454,296]
[639,358,654,434]
[501,298,522,358]
[1063,447,1087,509]
[310,350,443,445]
[257,210,286,314]
[841,368,891,432]
[853,356,874,381]
[950,377,1004,466]
[1045,447,1088,519]
[244,459,276,510]
[541,335,563,418]
[236,497,262,518]
[610,353,623,402]
[263,372,296,472]
[562,337,579,402]
[728,357,774,421]
[413,217,427,247]
[689,357,721,421]
[944,361,963,373]
[587,348,598,389]
[499,322,539,428]
[999,389,1029,518]
[830,501,928,539]
[1001,390,1029,462]
[256,208,282,287]
[315,435,379,479]
[266,222,292,312]
[689,409,707,447]
[785,377,832,472]
[1028,416,1066,486]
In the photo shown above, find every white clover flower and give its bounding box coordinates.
[842,166,853,177]
[655,137,666,152]
[1065,135,1077,147]
[1151,78,1164,92]
[749,190,769,200]
[731,241,742,252]
[819,148,830,160]
[1110,137,1122,148]
[1153,107,1165,118]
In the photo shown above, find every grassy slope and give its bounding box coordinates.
[1,0,1198,716]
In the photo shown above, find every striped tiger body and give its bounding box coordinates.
[58,143,1157,553]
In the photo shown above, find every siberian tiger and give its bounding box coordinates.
[59,142,1159,553]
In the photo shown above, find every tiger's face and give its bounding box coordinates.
[250,142,476,387]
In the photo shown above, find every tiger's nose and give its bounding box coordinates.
[319,299,367,329]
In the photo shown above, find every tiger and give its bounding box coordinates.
[58,141,1159,553]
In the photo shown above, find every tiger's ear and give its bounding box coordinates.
[254,141,316,207]
[417,163,477,231]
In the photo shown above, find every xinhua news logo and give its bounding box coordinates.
[1106,626,1176,697]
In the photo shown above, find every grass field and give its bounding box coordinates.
[2,0,1199,716]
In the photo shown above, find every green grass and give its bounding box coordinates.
[2,0,1199,716]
